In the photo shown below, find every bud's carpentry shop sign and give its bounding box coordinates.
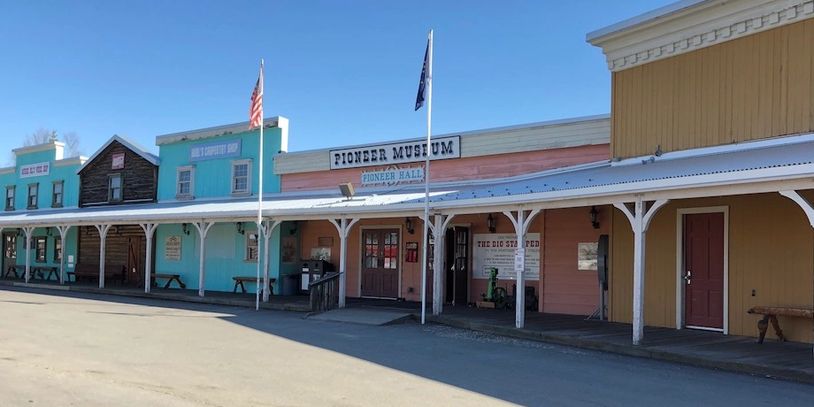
[330,136,460,169]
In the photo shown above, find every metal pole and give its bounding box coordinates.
[420,29,433,325]
[255,59,265,311]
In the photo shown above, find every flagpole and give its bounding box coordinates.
[420,30,433,325]
[255,59,264,311]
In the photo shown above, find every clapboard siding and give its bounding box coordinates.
[281,144,609,192]
[612,18,814,159]
[274,117,610,175]
[79,141,157,207]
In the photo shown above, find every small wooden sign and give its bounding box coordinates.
[165,236,181,261]
[112,153,125,169]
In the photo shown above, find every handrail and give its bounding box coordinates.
[309,272,341,313]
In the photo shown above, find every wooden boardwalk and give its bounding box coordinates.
[424,307,814,384]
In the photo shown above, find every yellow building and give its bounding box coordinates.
[589,0,814,343]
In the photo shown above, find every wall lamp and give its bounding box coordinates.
[487,213,496,233]
[236,222,245,235]
[46,227,52,236]
[590,206,600,229]
[181,223,190,235]
[339,182,355,200]
[405,217,414,235]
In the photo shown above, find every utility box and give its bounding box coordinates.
[299,260,335,294]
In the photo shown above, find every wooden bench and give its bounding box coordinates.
[747,306,814,344]
[232,276,276,294]
[33,266,59,281]
[68,264,126,285]
[152,273,186,289]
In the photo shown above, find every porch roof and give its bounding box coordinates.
[2,133,814,226]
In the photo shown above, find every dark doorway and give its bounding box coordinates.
[3,232,17,276]
[445,227,469,306]
[683,213,725,330]
[361,229,400,298]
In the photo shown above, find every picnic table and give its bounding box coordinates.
[4,265,58,281]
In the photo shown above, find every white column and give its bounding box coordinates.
[502,208,541,329]
[22,227,34,283]
[777,190,814,357]
[614,198,668,345]
[329,218,360,308]
[192,221,214,297]
[94,224,111,289]
[261,219,280,302]
[426,214,454,316]
[56,225,71,285]
[139,223,157,293]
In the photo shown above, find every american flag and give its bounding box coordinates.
[249,62,264,129]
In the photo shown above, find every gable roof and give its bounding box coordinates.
[78,135,159,174]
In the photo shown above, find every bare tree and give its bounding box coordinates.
[61,132,83,157]
[9,129,84,165]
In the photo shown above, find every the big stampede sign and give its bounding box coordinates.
[329,135,460,170]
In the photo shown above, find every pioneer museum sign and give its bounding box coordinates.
[329,135,460,169]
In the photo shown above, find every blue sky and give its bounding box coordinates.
[0,1,673,157]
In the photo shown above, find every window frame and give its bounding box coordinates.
[27,183,38,210]
[53,236,62,262]
[52,180,64,208]
[176,166,195,200]
[34,236,47,263]
[245,232,259,262]
[108,173,123,203]
[230,159,252,196]
[5,185,15,211]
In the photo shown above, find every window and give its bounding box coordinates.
[5,186,14,211]
[4,234,16,259]
[52,180,64,208]
[27,183,38,209]
[53,237,62,262]
[176,166,194,199]
[245,232,258,261]
[35,237,47,263]
[109,174,122,202]
[231,160,251,195]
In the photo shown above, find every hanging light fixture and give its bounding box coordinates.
[590,206,600,229]
[405,217,414,234]
[487,213,496,233]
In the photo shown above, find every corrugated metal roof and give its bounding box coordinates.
[2,135,814,225]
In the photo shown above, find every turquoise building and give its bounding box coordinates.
[0,140,84,281]
[152,118,289,293]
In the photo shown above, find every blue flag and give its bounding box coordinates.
[415,40,429,111]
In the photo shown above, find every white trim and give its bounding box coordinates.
[12,141,64,156]
[675,206,729,334]
[588,0,814,71]
[685,325,725,333]
[176,166,195,200]
[230,159,252,196]
[53,156,88,167]
[155,117,285,145]
[358,224,403,300]
[613,131,814,167]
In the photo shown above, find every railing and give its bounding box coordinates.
[309,272,341,313]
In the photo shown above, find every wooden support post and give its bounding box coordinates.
[329,217,359,308]
[139,223,158,294]
[614,197,668,345]
[56,225,71,285]
[261,219,280,302]
[192,221,215,297]
[22,226,34,284]
[94,224,111,289]
[502,208,541,329]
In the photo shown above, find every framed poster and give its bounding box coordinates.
[282,236,297,263]
[578,242,598,271]
[472,233,541,280]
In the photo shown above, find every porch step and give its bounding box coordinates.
[307,308,413,326]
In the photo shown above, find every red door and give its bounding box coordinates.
[683,213,725,329]
[361,229,399,298]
